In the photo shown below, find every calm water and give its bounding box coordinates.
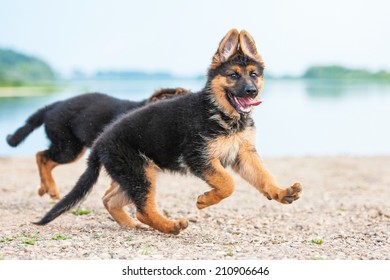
[1,79,390,157]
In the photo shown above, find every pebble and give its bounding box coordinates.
[368,208,381,218]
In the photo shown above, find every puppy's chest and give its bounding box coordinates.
[207,128,255,166]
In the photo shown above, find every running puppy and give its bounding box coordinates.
[35,29,302,234]
[7,88,189,199]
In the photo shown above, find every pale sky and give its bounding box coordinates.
[1,0,389,77]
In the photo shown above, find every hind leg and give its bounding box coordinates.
[104,147,188,234]
[103,181,139,229]
[36,144,86,199]
[134,163,188,235]
[36,151,60,199]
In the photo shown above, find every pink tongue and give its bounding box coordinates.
[251,100,262,106]
[241,98,262,106]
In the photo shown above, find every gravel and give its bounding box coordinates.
[0,156,389,260]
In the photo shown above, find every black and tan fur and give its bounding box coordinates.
[35,29,302,234]
[7,88,189,199]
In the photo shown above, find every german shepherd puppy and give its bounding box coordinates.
[7,88,189,199]
[35,29,302,234]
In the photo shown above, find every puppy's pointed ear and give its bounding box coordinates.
[239,30,263,63]
[211,29,239,69]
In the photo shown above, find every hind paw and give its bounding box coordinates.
[38,184,60,200]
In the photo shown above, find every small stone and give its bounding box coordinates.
[368,208,381,218]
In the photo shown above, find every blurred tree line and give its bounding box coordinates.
[0,49,56,86]
[1,49,390,86]
[303,65,390,80]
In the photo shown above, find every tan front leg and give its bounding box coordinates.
[233,144,302,204]
[197,159,235,209]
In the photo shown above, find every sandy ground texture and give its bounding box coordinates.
[0,156,389,260]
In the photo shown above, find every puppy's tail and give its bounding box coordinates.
[6,102,60,147]
[33,151,101,225]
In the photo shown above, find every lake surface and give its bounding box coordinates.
[1,79,390,157]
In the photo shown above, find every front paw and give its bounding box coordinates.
[196,192,210,210]
[280,182,302,204]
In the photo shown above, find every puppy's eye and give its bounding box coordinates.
[230,73,239,79]
[250,72,258,78]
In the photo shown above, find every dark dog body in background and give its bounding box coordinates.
[7,88,189,199]
[36,29,301,234]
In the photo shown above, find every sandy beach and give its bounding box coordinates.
[0,156,389,260]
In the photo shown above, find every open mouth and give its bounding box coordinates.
[227,92,262,114]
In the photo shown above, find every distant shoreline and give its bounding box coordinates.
[2,48,390,90]
[2,75,390,97]
[0,85,61,97]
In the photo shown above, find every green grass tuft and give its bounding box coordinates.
[141,243,150,255]
[225,248,234,257]
[0,237,13,243]
[126,236,133,242]
[72,208,91,216]
[307,239,323,245]
[51,235,69,241]
[20,232,39,245]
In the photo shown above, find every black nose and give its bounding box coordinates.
[244,85,257,96]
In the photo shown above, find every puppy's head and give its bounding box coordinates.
[147,87,191,104]
[208,29,265,117]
